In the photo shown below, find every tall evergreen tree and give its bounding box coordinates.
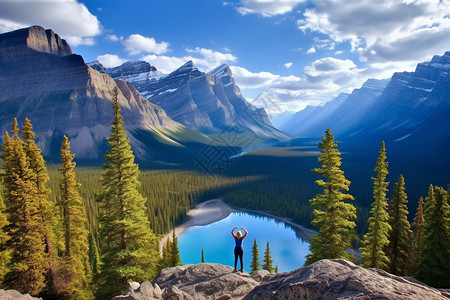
[274,265,278,274]
[170,229,182,266]
[21,118,60,296]
[250,239,260,274]
[201,249,205,263]
[161,238,172,268]
[87,233,100,276]
[2,122,49,295]
[411,196,425,268]
[305,129,356,265]
[262,242,273,273]
[0,192,10,284]
[415,186,450,288]
[386,175,413,276]
[96,88,159,298]
[360,141,391,269]
[58,136,92,299]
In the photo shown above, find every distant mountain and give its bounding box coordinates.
[281,52,450,179]
[0,26,212,163]
[280,78,389,137]
[268,110,296,130]
[102,61,289,146]
[282,51,450,147]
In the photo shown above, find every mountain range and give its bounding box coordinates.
[0,26,285,163]
[91,60,288,143]
[281,53,450,170]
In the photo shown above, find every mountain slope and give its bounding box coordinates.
[281,78,389,137]
[0,26,211,163]
[104,61,289,146]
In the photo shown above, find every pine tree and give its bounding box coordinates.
[411,196,425,268]
[305,129,356,265]
[415,186,450,288]
[386,175,413,276]
[2,121,49,295]
[161,238,172,268]
[274,265,279,274]
[96,88,159,298]
[21,118,60,296]
[250,239,260,274]
[58,136,93,299]
[360,141,391,269]
[0,192,10,284]
[201,249,205,263]
[87,233,100,276]
[170,229,182,266]
[262,242,273,273]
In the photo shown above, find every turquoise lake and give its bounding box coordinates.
[177,211,311,273]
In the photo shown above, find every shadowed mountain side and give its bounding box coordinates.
[0,26,213,163]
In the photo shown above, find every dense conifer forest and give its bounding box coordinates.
[1,102,449,297]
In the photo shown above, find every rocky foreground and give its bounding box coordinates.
[112,259,450,300]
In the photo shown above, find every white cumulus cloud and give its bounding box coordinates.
[306,47,316,54]
[123,34,170,55]
[284,62,293,68]
[233,0,307,17]
[0,0,101,46]
[96,54,127,68]
[230,66,280,88]
[298,0,450,65]
[186,47,237,66]
[106,34,119,42]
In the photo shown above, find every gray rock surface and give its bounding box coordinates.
[243,259,450,300]
[0,289,42,300]
[112,260,450,300]
[111,281,162,300]
[154,263,259,300]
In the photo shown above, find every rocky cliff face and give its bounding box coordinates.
[0,26,210,162]
[104,61,289,145]
[112,260,450,300]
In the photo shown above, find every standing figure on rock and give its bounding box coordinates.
[231,226,248,272]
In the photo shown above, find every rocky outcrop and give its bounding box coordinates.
[154,263,259,299]
[113,263,261,300]
[0,26,211,162]
[244,259,450,300]
[0,289,42,300]
[112,260,450,300]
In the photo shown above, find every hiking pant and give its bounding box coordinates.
[234,246,243,270]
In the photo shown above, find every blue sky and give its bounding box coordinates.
[1,0,450,113]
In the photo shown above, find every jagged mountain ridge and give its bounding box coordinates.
[102,60,289,145]
[0,26,212,162]
[282,52,450,147]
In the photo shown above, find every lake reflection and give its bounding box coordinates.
[177,211,310,273]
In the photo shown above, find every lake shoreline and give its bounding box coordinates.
[159,198,361,263]
[159,198,316,253]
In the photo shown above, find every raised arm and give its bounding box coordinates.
[231,226,238,238]
[241,227,248,239]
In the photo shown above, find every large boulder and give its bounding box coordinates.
[154,263,259,300]
[111,260,450,300]
[243,259,450,300]
[0,289,42,300]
